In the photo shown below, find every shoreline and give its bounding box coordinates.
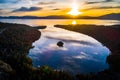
[54,24,120,54]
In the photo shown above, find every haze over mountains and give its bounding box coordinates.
[0,13,120,20]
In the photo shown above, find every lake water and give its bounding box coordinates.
[0,19,119,74]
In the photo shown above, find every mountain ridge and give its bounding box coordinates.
[0,13,120,20]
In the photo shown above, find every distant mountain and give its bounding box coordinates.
[0,16,41,19]
[99,13,120,20]
[0,15,96,19]
[0,13,120,20]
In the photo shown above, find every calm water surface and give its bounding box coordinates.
[0,19,119,74]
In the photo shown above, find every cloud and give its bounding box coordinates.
[85,0,113,4]
[38,2,56,5]
[0,9,4,14]
[94,6,120,9]
[85,2,101,4]
[45,36,98,46]
[12,7,42,12]
[106,0,113,2]
[52,8,61,10]
[83,0,120,11]
[81,6,120,11]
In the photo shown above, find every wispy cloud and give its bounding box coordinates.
[0,9,9,15]
[85,0,113,4]
[106,0,113,2]
[52,8,61,10]
[12,6,42,12]
[0,9,4,14]
[38,2,56,5]
[82,0,120,11]
[45,36,98,46]
[81,6,120,11]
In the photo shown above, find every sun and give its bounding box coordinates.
[68,2,82,16]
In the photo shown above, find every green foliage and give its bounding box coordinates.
[34,66,74,80]
[0,60,14,80]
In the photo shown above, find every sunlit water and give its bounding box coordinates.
[0,19,119,74]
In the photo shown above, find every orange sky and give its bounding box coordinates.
[0,0,120,17]
[10,8,120,17]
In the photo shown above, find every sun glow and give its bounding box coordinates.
[72,20,77,25]
[68,2,82,16]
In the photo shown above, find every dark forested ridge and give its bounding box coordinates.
[0,22,120,80]
[0,22,74,80]
[55,24,120,80]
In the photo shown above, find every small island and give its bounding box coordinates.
[57,41,64,47]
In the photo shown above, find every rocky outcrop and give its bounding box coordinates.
[0,61,13,80]
[0,61,13,72]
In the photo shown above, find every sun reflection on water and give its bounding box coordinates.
[72,20,77,25]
